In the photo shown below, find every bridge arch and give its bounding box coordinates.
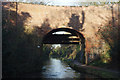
[42,28,86,64]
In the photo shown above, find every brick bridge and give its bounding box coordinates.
[3,2,119,64]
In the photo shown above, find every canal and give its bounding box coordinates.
[41,58,98,78]
[23,58,99,79]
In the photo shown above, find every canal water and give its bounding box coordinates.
[41,58,98,78]
[23,57,98,79]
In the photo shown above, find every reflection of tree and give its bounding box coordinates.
[68,11,85,31]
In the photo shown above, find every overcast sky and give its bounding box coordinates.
[6,0,119,6]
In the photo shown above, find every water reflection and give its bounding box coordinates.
[23,58,98,78]
[42,58,97,78]
[42,58,80,78]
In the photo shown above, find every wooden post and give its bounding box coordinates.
[81,37,86,64]
[111,4,114,27]
[85,52,88,65]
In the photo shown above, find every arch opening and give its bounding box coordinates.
[42,28,85,44]
[42,28,86,64]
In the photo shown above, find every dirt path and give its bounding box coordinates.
[72,60,120,77]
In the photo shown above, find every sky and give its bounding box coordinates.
[52,44,61,49]
[43,0,82,6]
[6,0,119,6]
[52,31,71,35]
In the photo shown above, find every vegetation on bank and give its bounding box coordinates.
[2,3,47,77]
[88,24,120,70]
[47,44,85,63]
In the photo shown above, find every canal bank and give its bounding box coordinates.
[63,59,120,78]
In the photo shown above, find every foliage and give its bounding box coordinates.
[2,3,44,77]
[48,44,85,64]
[96,23,120,69]
[43,44,51,56]
[100,43,111,63]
